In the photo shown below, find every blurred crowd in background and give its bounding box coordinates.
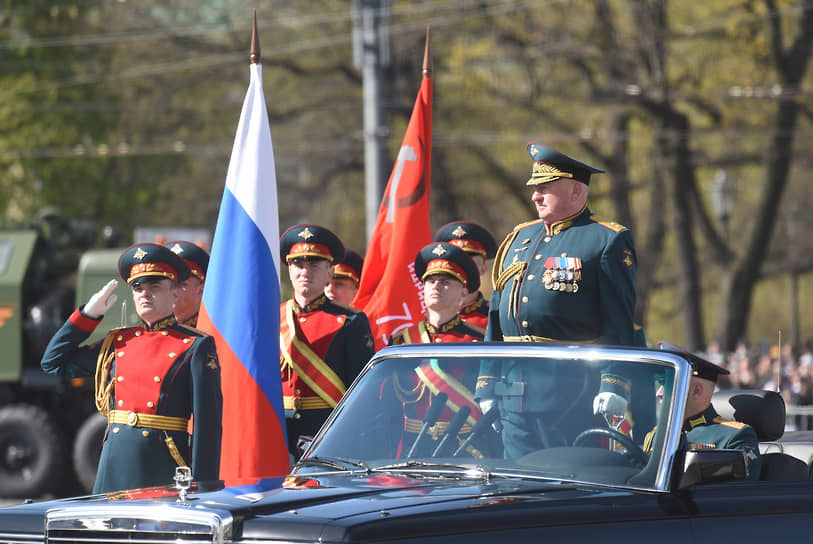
[702,338,813,406]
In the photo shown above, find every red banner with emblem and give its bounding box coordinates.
[354,54,432,350]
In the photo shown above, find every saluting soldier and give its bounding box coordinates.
[434,221,497,332]
[325,248,363,306]
[387,243,488,457]
[41,243,222,493]
[165,240,209,327]
[476,142,639,458]
[279,225,375,456]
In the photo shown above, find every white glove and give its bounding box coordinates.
[479,399,496,415]
[84,279,119,319]
[593,392,628,419]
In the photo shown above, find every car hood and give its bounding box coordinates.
[3,472,664,541]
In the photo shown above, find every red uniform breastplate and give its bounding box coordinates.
[113,328,194,414]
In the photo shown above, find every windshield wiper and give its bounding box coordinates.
[372,460,489,479]
[297,455,369,472]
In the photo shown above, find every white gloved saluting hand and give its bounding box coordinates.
[84,279,119,319]
[592,391,628,419]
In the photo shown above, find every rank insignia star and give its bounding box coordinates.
[452,225,467,238]
[432,244,447,256]
[133,247,148,260]
[298,227,314,240]
[169,243,183,255]
[207,354,219,371]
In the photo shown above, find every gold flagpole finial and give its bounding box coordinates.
[422,27,432,77]
[250,10,261,65]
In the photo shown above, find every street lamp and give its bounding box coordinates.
[710,168,737,240]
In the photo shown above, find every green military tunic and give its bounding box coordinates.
[477,206,638,457]
[41,308,222,493]
[644,404,762,481]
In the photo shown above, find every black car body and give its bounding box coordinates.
[2,343,813,543]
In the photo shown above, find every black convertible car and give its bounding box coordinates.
[2,343,813,543]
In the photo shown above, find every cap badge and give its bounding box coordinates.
[452,225,467,238]
[432,244,447,256]
[298,227,315,240]
[133,247,148,260]
[532,162,574,179]
[530,145,538,155]
[169,243,183,255]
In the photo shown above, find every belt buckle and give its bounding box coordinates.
[127,411,139,426]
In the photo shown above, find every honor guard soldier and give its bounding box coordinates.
[279,225,376,457]
[434,221,497,332]
[642,342,762,480]
[40,243,222,493]
[476,142,639,458]
[165,240,209,326]
[325,248,363,306]
[387,243,489,457]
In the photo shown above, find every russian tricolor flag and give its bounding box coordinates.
[198,20,290,481]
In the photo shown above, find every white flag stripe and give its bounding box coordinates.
[224,63,280,284]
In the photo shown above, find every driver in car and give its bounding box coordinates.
[632,342,762,480]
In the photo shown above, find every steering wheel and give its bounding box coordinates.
[572,428,648,465]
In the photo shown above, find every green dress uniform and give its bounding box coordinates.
[279,225,375,456]
[476,142,639,458]
[643,404,762,481]
[40,243,222,493]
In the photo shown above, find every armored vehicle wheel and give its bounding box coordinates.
[0,404,62,498]
[73,412,107,493]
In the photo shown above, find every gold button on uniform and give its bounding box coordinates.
[135,331,142,337]
[522,321,529,328]
[544,237,551,242]
[117,399,124,407]
[112,427,120,433]
[183,338,191,344]
[527,275,535,280]
[154,376,161,383]
[535,254,543,260]
[168,352,176,358]
[117,335,123,341]
[146,401,154,408]
[142,430,150,437]
[299,317,306,323]
[117,351,125,357]
[294,413,302,420]
[162,331,169,336]
[117,376,124,382]
[522,296,529,303]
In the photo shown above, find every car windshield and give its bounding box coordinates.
[302,347,678,490]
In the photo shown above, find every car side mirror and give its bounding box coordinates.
[677,449,748,489]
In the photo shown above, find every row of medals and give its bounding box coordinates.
[542,268,582,292]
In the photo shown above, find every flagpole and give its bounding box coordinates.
[423,27,431,78]
[250,10,261,65]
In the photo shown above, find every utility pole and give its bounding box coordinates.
[352,0,391,241]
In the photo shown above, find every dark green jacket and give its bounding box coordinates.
[41,308,222,493]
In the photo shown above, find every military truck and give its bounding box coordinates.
[0,218,209,498]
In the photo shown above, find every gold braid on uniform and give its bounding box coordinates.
[393,372,426,404]
[94,330,118,416]
[491,229,520,291]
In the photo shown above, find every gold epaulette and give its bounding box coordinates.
[713,416,747,429]
[589,216,628,233]
[176,322,209,336]
[331,300,362,314]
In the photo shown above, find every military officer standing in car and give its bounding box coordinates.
[165,240,209,327]
[41,243,222,493]
[434,221,497,332]
[279,225,375,456]
[476,142,640,458]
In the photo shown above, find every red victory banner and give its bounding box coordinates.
[354,31,433,349]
